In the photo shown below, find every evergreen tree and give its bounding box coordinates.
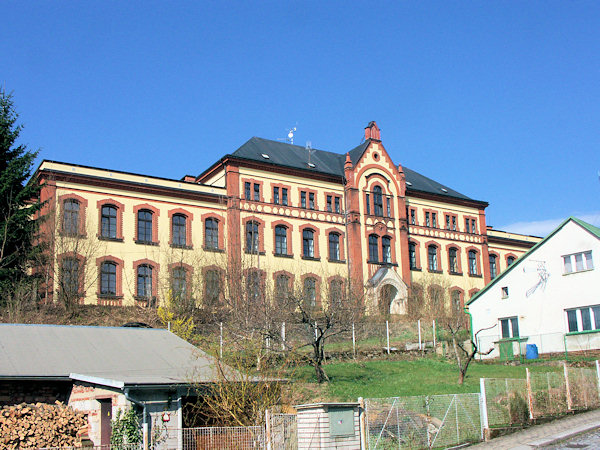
[0,89,42,290]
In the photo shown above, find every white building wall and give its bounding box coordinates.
[469,220,599,358]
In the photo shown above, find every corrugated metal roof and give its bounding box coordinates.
[0,324,222,386]
[231,137,476,202]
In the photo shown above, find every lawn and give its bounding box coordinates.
[291,356,563,401]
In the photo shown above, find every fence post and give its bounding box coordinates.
[219,322,223,359]
[479,378,489,441]
[281,322,286,350]
[418,319,422,351]
[564,362,573,411]
[358,397,367,450]
[526,368,534,420]
[352,323,356,359]
[265,408,272,450]
[596,360,600,401]
[433,319,436,349]
[386,320,390,354]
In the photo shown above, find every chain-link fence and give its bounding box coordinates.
[529,370,568,419]
[481,378,529,427]
[364,393,482,449]
[181,426,265,449]
[568,366,600,410]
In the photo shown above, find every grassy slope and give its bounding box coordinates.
[292,357,563,402]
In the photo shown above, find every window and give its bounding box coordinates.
[465,218,470,233]
[335,197,341,213]
[304,277,317,308]
[410,209,416,225]
[172,214,187,246]
[137,210,153,243]
[489,255,498,279]
[507,256,516,267]
[448,247,458,273]
[275,225,287,255]
[329,233,340,261]
[301,191,307,208]
[468,250,478,275]
[566,306,600,333]
[136,265,153,298]
[246,270,262,303]
[244,182,251,200]
[205,218,219,249]
[500,317,519,339]
[432,213,437,228]
[273,187,280,204]
[452,216,457,231]
[369,235,379,262]
[329,279,344,306]
[63,199,80,235]
[246,221,259,253]
[409,242,417,269]
[61,258,80,297]
[445,215,451,230]
[451,290,461,313]
[425,212,431,227]
[282,188,288,206]
[428,245,438,271]
[100,262,117,296]
[382,236,391,264]
[309,192,315,210]
[204,270,221,306]
[253,183,260,201]
[275,274,290,303]
[172,267,187,301]
[366,194,371,215]
[303,229,314,258]
[471,219,477,234]
[101,205,117,239]
[327,195,332,212]
[563,251,594,274]
[373,186,383,217]
[386,198,391,217]
[501,287,509,298]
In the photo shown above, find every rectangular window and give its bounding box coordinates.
[445,215,451,230]
[253,183,260,201]
[244,182,251,200]
[334,197,340,213]
[326,195,332,212]
[425,212,430,227]
[566,306,600,333]
[386,198,391,217]
[282,188,288,206]
[465,218,470,233]
[452,216,457,231]
[301,191,307,208]
[273,187,280,204]
[309,192,315,210]
[501,287,509,298]
[366,194,370,215]
[567,309,578,332]
[500,317,519,338]
[471,219,477,234]
[582,308,592,331]
[410,209,416,225]
[563,251,594,274]
[432,213,437,228]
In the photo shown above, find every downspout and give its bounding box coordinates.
[463,306,479,361]
[177,393,183,450]
[124,388,149,450]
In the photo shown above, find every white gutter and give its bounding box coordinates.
[69,373,124,389]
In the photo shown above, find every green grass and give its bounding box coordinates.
[292,357,563,401]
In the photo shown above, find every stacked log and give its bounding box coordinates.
[0,401,87,449]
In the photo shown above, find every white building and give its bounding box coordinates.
[467,217,599,360]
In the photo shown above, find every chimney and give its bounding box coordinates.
[364,121,381,141]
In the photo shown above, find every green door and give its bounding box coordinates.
[499,341,514,361]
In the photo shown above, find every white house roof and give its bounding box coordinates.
[0,324,223,387]
[467,217,600,306]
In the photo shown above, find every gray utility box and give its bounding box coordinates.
[295,402,361,449]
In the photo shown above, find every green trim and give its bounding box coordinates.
[565,328,600,336]
[496,337,528,343]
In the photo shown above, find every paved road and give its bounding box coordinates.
[470,409,600,449]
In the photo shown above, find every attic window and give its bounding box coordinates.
[441,188,448,193]
[308,162,316,168]
[406,181,412,186]
[261,153,270,159]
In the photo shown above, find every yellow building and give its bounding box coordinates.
[35,121,539,314]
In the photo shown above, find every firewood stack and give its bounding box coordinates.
[0,401,87,449]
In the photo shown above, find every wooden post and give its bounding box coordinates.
[432,319,436,349]
[418,319,422,351]
[526,368,534,420]
[564,362,573,411]
[358,397,367,450]
[386,320,390,354]
[265,408,272,450]
[281,322,286,350]
[219,322,223,359]
[479,378,489,441]
[352,323,356,359]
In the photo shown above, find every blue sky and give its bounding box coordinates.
[2,1,599,236]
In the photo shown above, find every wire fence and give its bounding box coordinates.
[364,393,482,449]
[269,413,298,450]
[181,426,265,449]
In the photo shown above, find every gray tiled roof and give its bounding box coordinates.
[230,137,476,202]
[0,324,222,386]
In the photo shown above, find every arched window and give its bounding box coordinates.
[100,262,117,296]
[204,269,221,306]
[329,279,344,306]
[328,233,340,261]
[172,267,187,300]
[61,257,80,296]
[63,199,80,235]
[246,270,262,303]
[468,250,478,275]
[246,221,259,253]
[137,210,153,243]
[172,214,187,246]
[369,235,379,262]
[101,205,117,239]
[275,225,287,255]
[373,186,383,217]
[205,218,219,249]
[275,274,290,303]
[304,277,317,308]
[409,242,417,269]
[303,229,314,258]
[136,264,153,298]
[428,245,438,271]
[451,290,462,313]
[448,247,458,273]
[507,256,516,267]
[489,254,498,279]
[382,236,391,264]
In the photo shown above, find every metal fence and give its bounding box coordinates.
[364,393,482,449]
[269,413,298,450]
[181,426,265,450]
[480,377,529,427]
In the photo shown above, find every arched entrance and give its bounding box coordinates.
[379,284,397,316]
